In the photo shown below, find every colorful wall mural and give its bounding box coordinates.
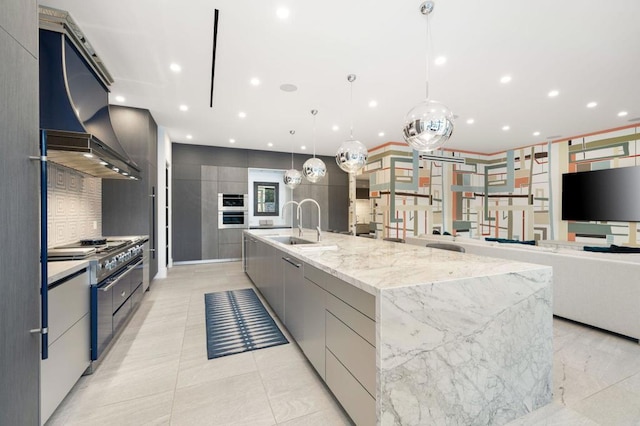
[366,125,640,245]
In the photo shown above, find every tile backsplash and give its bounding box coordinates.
[47,163,102,247]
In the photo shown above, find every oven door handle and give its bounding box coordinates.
[100,259,143,292]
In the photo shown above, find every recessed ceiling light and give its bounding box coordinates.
[548,90,559,98]
[99,161,108,166]
[186,134,193,140]
[115,95,125,102]
[618,111,629,117]
[466,118,475,124]
[169,63,181,73]
[533,131,541,136]
[378,132,385,137]
[500,75,512,84]
[300,145,306,150]
[280,83,297,92]
[368,100,378,108]
[179,104,188,111]
[434,56,447,66]
[112,167,119,172]
[238,111,247,118]
[276,7,290,20]
[267,142,273,147]
[83,153,93,158]
[229,138,236,144]
[129,176,136,180]
[586,101,598,108]
[502,125,510,131]
[250,78,260,86]
[122,172,129,176]
[332,125,339,131]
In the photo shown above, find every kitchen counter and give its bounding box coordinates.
[245,229,553,425]
[47,260,90,286]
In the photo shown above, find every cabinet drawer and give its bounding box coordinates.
[326,349,376,426]
[326,292,375,346]
[48,270,89,344]
[113,299,131,334]
[41,313,90,423]
[111,274,131,314]
[305,263,375,320]
[326,311,376,396]
[130,282,143,310]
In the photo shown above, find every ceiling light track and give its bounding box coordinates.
[209,9,219,108]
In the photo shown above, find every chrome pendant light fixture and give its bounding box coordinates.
[402,1,454,152]
[302,109,326,183]
[336,74,368,173]
[283,130,302,189]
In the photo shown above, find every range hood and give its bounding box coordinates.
[39,6,141,180]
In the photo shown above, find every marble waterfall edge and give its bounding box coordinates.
[377,267,553,426]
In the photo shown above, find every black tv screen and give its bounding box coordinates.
[562,166,640,222]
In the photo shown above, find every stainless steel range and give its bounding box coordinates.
[48,236,148,370]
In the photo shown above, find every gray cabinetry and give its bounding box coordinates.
[283,255,304,342]
[301,277,327,378]
[0,2,40,423]
[105,106,158,279]
[242,235,377,425]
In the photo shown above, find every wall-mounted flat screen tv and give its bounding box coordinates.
[562,166,640,222]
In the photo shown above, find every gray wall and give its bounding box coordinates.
[0,1,41,424]
[172,143,349,262]
[103,106,158,279]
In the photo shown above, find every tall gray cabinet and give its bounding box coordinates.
[103,106,158,280]
[0,1,41,424]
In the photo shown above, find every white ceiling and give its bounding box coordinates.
[43,0,640,157]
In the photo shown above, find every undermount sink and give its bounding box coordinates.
[268,236,316,245]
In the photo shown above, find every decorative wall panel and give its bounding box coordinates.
[369,126,640,245]
[47,163,102,247]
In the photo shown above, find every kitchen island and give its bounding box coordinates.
[243,229,553,426]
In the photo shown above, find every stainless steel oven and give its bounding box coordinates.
[218,211,248,228]
[218,193,248,211]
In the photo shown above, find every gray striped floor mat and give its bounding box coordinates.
[204,288,288,359]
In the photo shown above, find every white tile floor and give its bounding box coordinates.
[46,262,640,425]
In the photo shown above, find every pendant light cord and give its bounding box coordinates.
[312,111,317,158]
[349,80,354,140]
[425,12,431,99]
[290,130,295,168]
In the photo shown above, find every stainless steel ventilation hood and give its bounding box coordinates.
[39,6,141,180]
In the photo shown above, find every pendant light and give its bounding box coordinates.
[402,1,454,152]
[335,74,368,173]
[302,109,326,183]
[283,130,302,189]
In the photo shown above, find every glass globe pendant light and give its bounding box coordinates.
[402,1,454,152]
[335,74,369,173]
[302,109,326,183]
[283,130,302,189]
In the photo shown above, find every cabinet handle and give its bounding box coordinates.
[100,259,143,292]
[282,257,301,268]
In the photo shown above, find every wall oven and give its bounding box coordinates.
[218,193,248,211]
[218,211,248,229]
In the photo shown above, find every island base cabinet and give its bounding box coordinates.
[325,311,376,396]
[326,349,376,426]
[300,277,327,379]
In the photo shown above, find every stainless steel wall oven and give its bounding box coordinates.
[218,211,248,229]
[218,193,248,211]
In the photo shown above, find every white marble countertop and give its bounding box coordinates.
[407,234,640,265]
[245,229,550,296]
[47,260,90,285]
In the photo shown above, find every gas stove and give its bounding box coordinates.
[48,236,145,283]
